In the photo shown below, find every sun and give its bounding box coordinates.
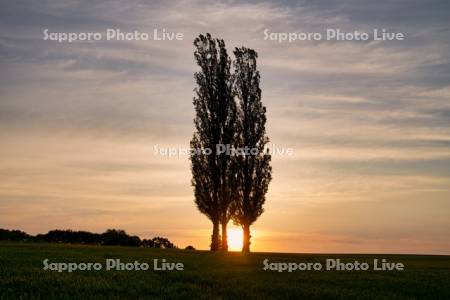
[227,227,243,251]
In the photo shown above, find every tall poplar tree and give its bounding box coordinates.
[190,34,236,251]
[231,47,272,253]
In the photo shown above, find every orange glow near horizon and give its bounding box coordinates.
[227,227,243,251]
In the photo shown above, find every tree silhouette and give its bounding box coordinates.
[151,236,176,249]
[190,34,237,251]
[101,229,141,247]
[231,47,272,253]
[0,228,178,248]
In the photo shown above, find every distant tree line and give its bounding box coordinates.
[0,228,178,249]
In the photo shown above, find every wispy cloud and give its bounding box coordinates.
[0,0,449,253]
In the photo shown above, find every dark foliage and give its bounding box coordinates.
[191,33,237,251]
[100,229,141,247]
[231,47,272,252]
[35,229,100,244]
[0,228,177,248]
[190,36,272,253]
[0,229,32,241]
[141,238,155,248]
[151,236,176,249]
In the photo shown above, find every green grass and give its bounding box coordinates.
[0,242,449,299]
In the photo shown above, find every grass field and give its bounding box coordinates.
[0,242,449,299]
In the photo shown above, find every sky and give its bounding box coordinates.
[0,0,449,254]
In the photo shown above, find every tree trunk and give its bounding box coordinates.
[211,219,220,251]
[242,223,251,253]
[221,220,228,251]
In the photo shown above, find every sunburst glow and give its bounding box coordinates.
[227,227,243,251]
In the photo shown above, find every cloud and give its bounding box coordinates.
[0,0,449,253]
